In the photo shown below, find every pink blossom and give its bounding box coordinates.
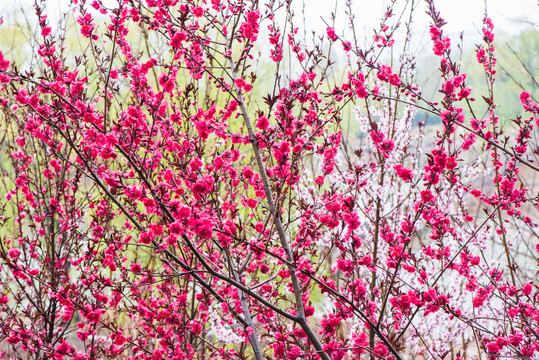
[326,27,337,41]
[8,248,21,259]
[0,51,10,70]
[522,283,533,296]
[41,26,52,37]
[420,190,435,203]
[393,164,413,181]
[256,116,269,130]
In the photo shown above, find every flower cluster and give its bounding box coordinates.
[0,1,537,360]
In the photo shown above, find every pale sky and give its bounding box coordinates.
[1,0,537,48]
[3,0,537,31]
[292,0,538,45]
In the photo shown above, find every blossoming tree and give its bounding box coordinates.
[0,0,538,359]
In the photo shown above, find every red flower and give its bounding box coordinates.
[256,116,269,130]
[41,26,52,37]
[394,164,413,181]
[420,190,435,203]
[326,27,337,41]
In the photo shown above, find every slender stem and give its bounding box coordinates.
[224,249,264,360]
[225,45,330,360]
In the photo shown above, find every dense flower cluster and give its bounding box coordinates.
[0,0,537,360]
